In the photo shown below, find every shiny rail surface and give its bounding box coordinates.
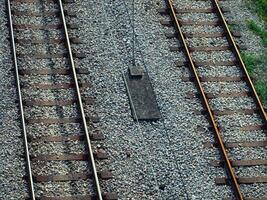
[6,0,36,199]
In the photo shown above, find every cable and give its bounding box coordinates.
[132,0,136,66]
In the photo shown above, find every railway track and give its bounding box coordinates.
[159,0,267,199]
[6,0,116,199]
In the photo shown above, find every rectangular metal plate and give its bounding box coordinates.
[124,71,161,121]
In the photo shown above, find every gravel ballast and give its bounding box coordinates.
[0,0,266,199]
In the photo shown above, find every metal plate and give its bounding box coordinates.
[124,71,161,121]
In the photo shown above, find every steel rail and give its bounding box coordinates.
[165,0,244,199]
[6,0,36,199]
[57,0,103,199]
[212,0,267,122]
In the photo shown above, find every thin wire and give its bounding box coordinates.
[132,0,136,66]
[122,1,151,73]
[122,1,191,198]
[121,73,164,200]
[101,1,163,199]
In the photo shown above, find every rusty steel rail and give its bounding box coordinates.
[211,0,267,122]
[165,0,244,199]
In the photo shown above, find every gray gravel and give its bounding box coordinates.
[187,37,229,47]
[202,82,249,93]
[1,0,266,199]
[35,180,95,197]
[197,66,242,77]
[22,89,77,101]
[191,51,235,62]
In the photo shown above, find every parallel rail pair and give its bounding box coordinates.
[6,0,106,199]
[163,0,266,199]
